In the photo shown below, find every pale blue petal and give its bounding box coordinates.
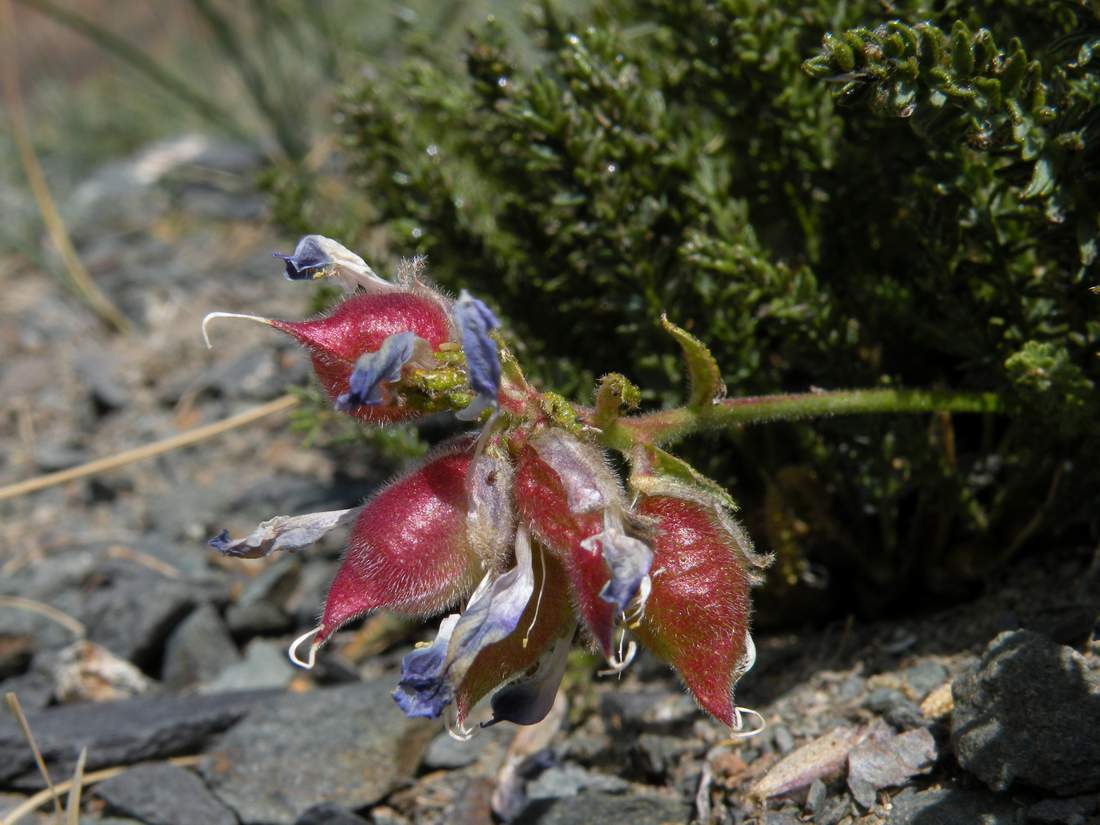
[274,235,330,280]
[392,614,460,719]
[454,290,501,417]
[444,527,536,682]
[596,530,654,613]
[335,331,418,412]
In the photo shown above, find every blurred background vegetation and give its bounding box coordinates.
[4,0,1098,625]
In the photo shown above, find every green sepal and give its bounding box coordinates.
[660,314,725,408]
[635,444,740,513]
[539,391,583,434]
[594,372,641,430]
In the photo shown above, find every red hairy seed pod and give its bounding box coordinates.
[271,292,454,422]
[315,440,482,648]
[632,494,762,727]
[513,441,618,656]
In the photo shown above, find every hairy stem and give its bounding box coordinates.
[600,388,1003,450]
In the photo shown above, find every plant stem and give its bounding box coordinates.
[602,388,1003,449]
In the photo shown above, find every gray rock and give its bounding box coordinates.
[1027,795,1098,824]
[636,733,695,777]
[773,724,796,755]
[764,813,801,825]
[422,731,482,770]
[225,558,301,637]
[162,604,242,690]
[94,762,237,825]
[818,795,850,825]
[902,661,948,699]
[201,683,435,825]
[952,630,1100,795]
[33,443,92,472]
[0,633,33,679]
[77,562,204,667]
[518,791,691,825]
[0,665,55,711]
[864,688,924,730]
[295,804,370,825]
[886,787,1022,825]
[0,689,274,784]
[847,727,936,809]
[202,347,282,400]
[599,691,698,730]
[526,765,630,801]
[805,779,827,817]
[201,639,295,694]
[75,347,131,412]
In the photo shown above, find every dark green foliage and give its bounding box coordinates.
[271,0,1100,616]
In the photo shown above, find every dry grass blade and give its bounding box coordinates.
[2,693,62,822]
[0,596,86,639]
[0,0,129,333]
[0,756,201,825]
[0,394,299,502]
[64,748,86,825]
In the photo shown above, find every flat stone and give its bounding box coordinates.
[294,804,370,825]
[847,727,936,808]
[901,661,947,699]
[201,639,295,694]
[518,791,691,825]
[526,764,631,801]
[162,604,242,690]
[886,787,1021,825]
[422,731,482,770]
[94,763,237,825]
[201,683,435,825]
[599,691,698,730]
[1027,795,1099,824]
[952,630,1100,795]
[77,561,205,668]
[0,688,274,784]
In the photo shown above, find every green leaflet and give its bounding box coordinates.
[659,315,725,410]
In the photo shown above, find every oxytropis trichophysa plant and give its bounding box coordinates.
[202,235,1000,739]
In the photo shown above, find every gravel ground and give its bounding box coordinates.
[1,135,1098,825]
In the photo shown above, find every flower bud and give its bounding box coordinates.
[631,490,769,727]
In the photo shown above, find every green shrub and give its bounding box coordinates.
[270,0,1100,616]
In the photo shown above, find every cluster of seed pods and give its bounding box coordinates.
[205,236,771,737]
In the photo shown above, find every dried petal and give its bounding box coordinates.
[632,494,763,726]
[393,614,460,718]
[466,446,515,567]
[209,508,358,559]
[274,235,394,292]
[454,290,502,420]
[316,439,480,647]
[529,429,618,514]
